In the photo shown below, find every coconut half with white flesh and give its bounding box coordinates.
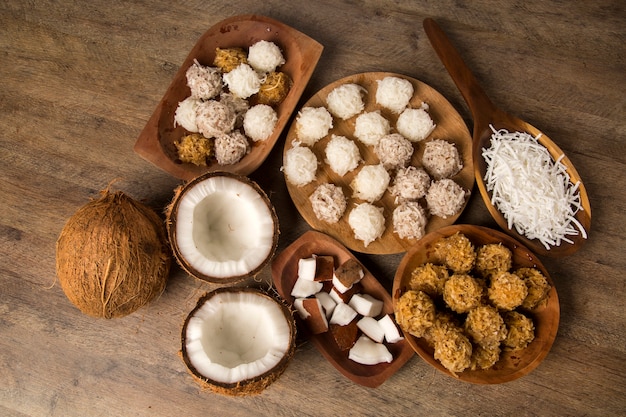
[167,172,279,284]
[181,287,297,396]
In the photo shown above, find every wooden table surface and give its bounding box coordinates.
[2,1,625,415]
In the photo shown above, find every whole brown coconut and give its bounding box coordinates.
[56,189,171,318]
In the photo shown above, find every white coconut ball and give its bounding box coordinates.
[350,164,390,203]
[222,63,261,99]
[243,104,278,142]
[353,111,390,146]
[325,134,362,176]
[247,40,285,73]
[348,203,386,247]
[375,76,414,114]
[326,83,366,120]
[174,96,201,133]
[295,107,333,146]
[396,107,436,142]
[283,144,318,186]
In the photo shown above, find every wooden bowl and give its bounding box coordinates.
[135,14,323,180]
[283,72,474,255]
[272,230,415,388]
[392,224,560,384]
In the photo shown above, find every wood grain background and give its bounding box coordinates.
[1,0,625,416]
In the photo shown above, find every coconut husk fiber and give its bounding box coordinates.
[56,189,171,318]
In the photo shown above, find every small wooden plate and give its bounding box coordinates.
[283,72,474,255]
[271,230,415,388]
[134,14,323,180]
[392,224,560,384]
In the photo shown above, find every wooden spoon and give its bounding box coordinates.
[423,18,591,257]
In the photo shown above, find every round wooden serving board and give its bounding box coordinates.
[283,72,474,254]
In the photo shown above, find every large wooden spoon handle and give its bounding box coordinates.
[423,18,496,127]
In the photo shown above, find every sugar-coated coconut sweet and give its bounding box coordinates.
[181,287,296,396]
[55,188,171,318]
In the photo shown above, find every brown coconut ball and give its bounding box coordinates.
[515,267,551,310]
[464,305,507,348]
[213,47,248,73]
[423,310,461,347]
[488,271,528,311]
[395,290,436,338]
[257,71,292,106]
[433,325,472,374]
[503,311,535,350]
[474,243,512,278]
[437,232,476,273]
[408,263,449,297]
[470,343,501,371]
[175,133,214,166]
[56,189,171,318]
[443,273,484,314]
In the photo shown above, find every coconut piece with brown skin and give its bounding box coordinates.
[55,188,171,318]
[181,287,296,396]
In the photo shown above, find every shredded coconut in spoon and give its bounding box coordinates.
[482,126,587,249]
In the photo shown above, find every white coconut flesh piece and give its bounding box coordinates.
[168,172,279,283]
[182,288,296,395]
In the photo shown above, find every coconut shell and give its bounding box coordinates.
[180,287,296,396]
[166,171,280,284]
[55,189,171,318]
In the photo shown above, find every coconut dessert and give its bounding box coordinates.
[181,287,296,396]
[396,106,436,142]
[375,75,414,114]
[56,188,171,318]
[326,83,366,120]
[171,39,292,168]
[166,172,279,284]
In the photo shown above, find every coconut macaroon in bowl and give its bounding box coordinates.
[135,14,323,181]
[282,72,474,255]
[392,224,560,384]
[166,171,279,284]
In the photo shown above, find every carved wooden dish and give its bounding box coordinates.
[424,18,591,257]
[272,230,415,388]
[283,72,474,255]
[392,224,560,384]
[135,14,323,180]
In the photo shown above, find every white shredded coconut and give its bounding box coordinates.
[243,104,278,142]
[309,183,347,223]
[396,106,436,142]
[174,96,201,133]
[348,203,386,247]
[295,107,333,145]
[426,178,467,218]
[354,111,391,146]
[326,83,366,120]
[482,125,587,249]
[247,40,285,73]
[350,164,390,203]
[222,63,261,99]
[374,133,414,170]
[195,100,237,138]
[283,143,318,186]
[186,59,223,100]
[375,76,414,114]
[389,166,432,202]
[325,134,362,176]
[422,139,463,179]
[392,201,428,240]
